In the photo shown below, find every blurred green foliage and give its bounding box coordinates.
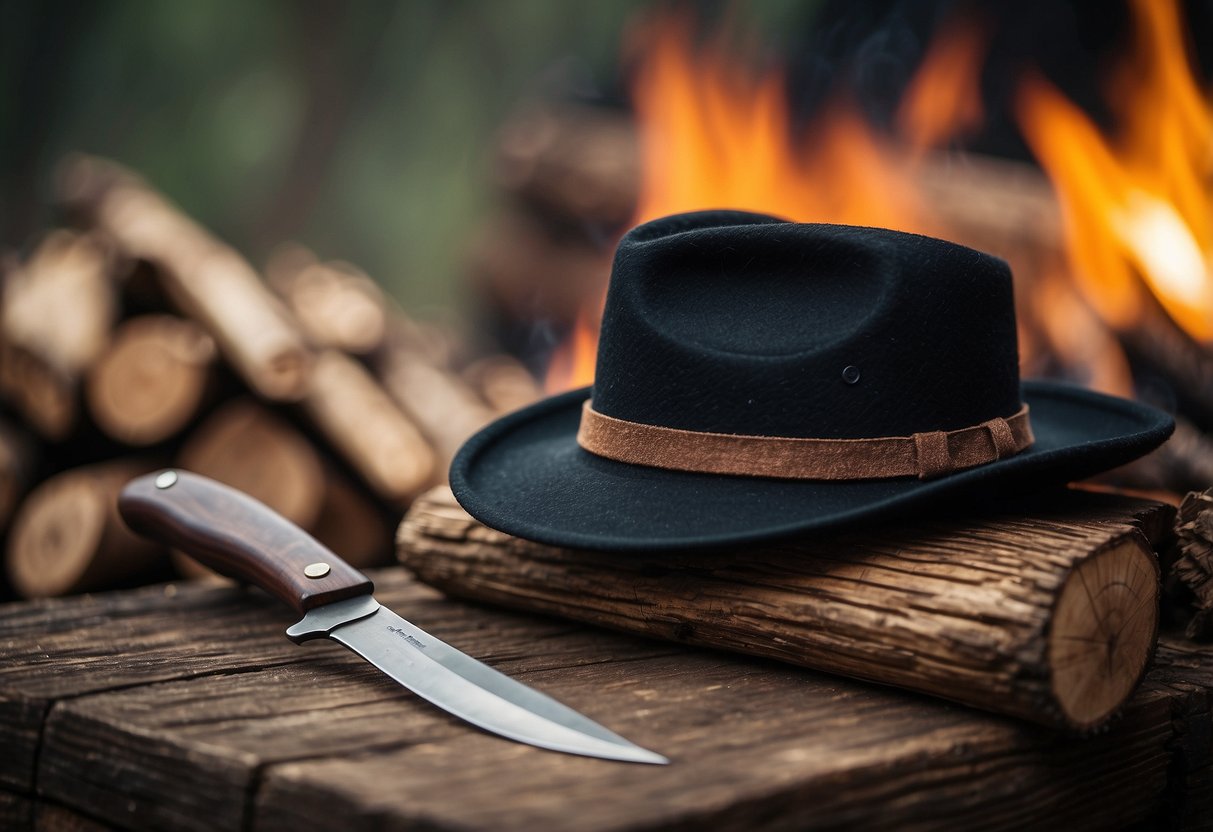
[0,0,651,315]
[1,1,822,321]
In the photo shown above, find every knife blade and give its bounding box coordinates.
[118,469,667,764]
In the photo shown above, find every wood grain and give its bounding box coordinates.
[0,570,1210,831]
[397,487,1171,730]
[118,470,372,613]
[5,459,165,598]
[0,231,116,440]
[176,398,326,535]
[298,350,434,505]
[1174,487,1213,639]
[56,155,313,402]
[86,315,217,446]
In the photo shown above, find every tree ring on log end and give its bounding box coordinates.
[1048,535,1159,729]
[87,316,216,446]
[7,474,107,598]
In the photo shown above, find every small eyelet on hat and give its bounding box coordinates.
[842,365,861,385]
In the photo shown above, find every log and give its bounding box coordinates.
[86,314,218,446]
[398,487,1171,730]
[266,249,388,356]
[914,155,1064,289]
[4,459,164,598]
[176,398,326,528]
[0,230,117,439]
[266,244,476,470]
[463,354,542,415]
[300,350,434,504]
[56,155,313,401]
[1173,487,1213,640]
[379,348,494,466]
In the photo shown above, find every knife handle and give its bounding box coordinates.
[118,470,373,615]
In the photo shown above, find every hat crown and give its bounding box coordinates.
[591,211,1023,440]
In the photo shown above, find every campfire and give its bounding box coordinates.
[522,0,1213,502]
[0,0,1209,683]
[6,8,1213,826]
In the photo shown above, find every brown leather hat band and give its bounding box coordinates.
[576,401,1034,481]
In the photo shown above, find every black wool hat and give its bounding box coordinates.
[451,210,1174,551]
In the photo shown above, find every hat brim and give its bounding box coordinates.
[449,380,1174,552]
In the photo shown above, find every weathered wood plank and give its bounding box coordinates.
[35,587,674,831]
[1147,638,1213,829]
[0,792,33,831]
[397,487,1174,730]
[33,801,117,832]
[253,682,1179,832]
[1,570,1211,831]
[0,792,119,832]
[0,581,304,792]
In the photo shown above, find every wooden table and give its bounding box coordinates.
[1,568,1210,831]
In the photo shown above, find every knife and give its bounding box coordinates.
[118,469,667,764]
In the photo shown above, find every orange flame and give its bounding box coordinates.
[546,13,987,392]
[1016,0,1213,343]
[631,17,925,228]
[896,17,988,155]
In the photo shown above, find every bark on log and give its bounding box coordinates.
[379,348,494,467]
[0,230,117,440]
[5,459,164,598]
[266,248,387,356]
[398,487,1171,730]
[56,155,313,401]
[86,315,218,446]
[1173,488,1213,640]
[299,350,434,504]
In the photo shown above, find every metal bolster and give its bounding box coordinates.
[285,595,381,644]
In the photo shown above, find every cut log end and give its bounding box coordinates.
[87,315,216,446]
[1048,536,1159,728]
[398,486,1171,731]
[6,462,163,598]
[7,475,107,597]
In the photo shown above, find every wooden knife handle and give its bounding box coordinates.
[118,469,373,614]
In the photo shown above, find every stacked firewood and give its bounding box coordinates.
[0,155,540,600]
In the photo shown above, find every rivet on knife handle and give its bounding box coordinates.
[118,470,373,614]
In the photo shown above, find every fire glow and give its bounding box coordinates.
[546,2,1213,393]
[1017,0,1213,344]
